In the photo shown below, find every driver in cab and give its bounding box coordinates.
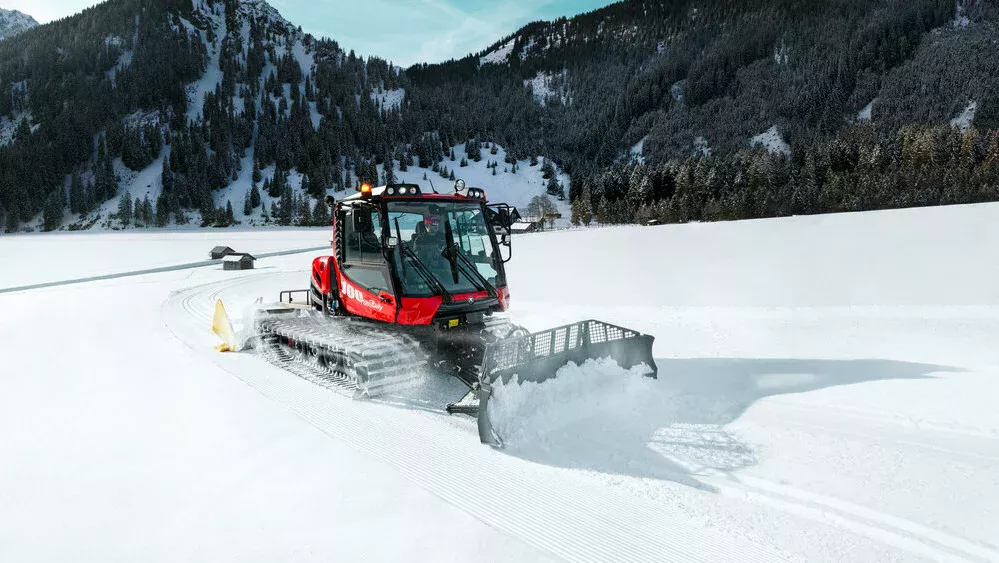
[414,215,446,265]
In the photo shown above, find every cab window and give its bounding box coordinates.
[344,206,383,264]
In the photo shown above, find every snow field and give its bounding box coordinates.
[2,200,999,561]
[0,229,327,289]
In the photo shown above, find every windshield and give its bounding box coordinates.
[387,200,503,296]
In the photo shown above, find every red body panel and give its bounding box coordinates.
[337,269,396,323]
[311,256,334,294]
[397,297,443,325]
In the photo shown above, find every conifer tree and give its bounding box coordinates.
[250,183,261,208]
[117,195,132,226]
[43,189,64,231]
[134,197,143,226]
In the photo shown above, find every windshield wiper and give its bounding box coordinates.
[399,242,453,303]
[451,247,496,297]
[393,218,408,285]
[442,218,497,297]
[442,218,461,285]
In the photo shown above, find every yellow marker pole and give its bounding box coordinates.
[212,299,237,352]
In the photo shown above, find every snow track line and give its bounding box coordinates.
[163,279,789,563]
[708,474,999,563]
[0,246,327,294]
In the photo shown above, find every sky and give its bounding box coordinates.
[5,0,613,66]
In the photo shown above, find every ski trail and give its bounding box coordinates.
[163,278,789,563]
[0,246,326,294]
[706,473,999,563]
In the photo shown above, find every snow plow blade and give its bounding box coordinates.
[475,319,656,447]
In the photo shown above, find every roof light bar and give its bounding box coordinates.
[385,184,421,196]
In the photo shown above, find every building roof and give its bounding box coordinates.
[222,253,255,261]
[211,246,234,253]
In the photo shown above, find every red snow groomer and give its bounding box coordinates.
[254,180,656,446]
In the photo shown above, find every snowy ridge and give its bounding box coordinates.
[480,40,514,66]
[184,3,224,122]
[0,7,37,40]
[48,140,569,232]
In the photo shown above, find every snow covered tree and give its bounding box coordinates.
[156,197,169,227]
[5,210,17,233]
[69,174,84,215]
[161,157,174,193]
[117,195,132,226]
[134,197,143,226]
[547,175,564,199]
[297,197,312,226]
[313,196,331,225]
[250,183,261,208]
[541,158,556,179]
[384,156,396,185]
[252,159,262,184]
[42,189,64,231]
[278,185,293,226]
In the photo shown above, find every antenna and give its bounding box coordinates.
[428,178,439,194]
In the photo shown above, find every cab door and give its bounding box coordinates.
[337,204,396,322]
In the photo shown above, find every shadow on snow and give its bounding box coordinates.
[497,357,961,491]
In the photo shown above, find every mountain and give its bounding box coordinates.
[1,0,998,234]
[0,8,37,40]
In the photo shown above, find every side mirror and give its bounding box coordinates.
[385,236,399,249]
[324,195,335,207]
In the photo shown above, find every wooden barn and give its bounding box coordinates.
[210,246,236,260]
[222,253,255,271]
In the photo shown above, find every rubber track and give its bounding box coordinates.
[255,315,427,395]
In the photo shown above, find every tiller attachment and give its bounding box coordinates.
[475,319,656,447]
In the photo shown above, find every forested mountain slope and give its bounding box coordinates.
[1,0,997,232]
